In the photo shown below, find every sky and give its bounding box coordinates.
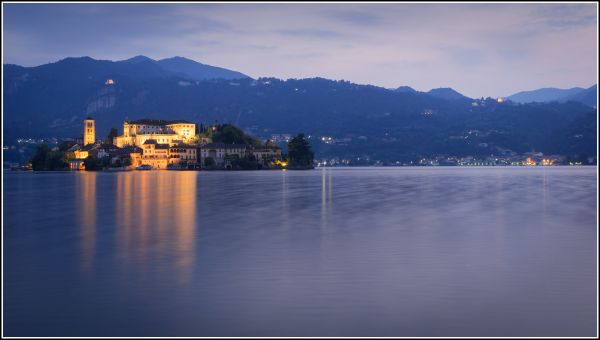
[2,2,598,98]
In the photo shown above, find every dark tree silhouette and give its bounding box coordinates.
[287,134,314,169]
[106,127,119,144]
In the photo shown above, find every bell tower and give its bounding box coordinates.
[84,117,95,145]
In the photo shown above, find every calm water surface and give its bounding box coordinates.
[4,167,598,336]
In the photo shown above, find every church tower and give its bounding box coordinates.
[84,117,95,145]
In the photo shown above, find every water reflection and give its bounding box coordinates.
[281,170,290,231]
[321,168,333,231]
[4,167,597,337]
[112,172,198,283]
[172,172,197,283]
[77,172,97,272]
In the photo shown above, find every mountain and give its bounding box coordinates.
[427,87,470,101]
[507,87,583,103]
[118,55,250,80]
[3,57,596,163]
[156,56,250,81]
[506,86,596,108]
[562,85,597,108]
[395,86,417,93]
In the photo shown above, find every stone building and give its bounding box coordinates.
[113,119,196,148]
[199,143,248,167]
[199,143,282,168]
[84,117,95,146]
[169,143,198,165]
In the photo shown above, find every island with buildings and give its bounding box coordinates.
[16,115,590,171]
[27,117,315,171]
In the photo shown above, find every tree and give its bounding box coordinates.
[287,134,314,169]
[231,154,259,170]
[58,140,77,152]
[211,124,261,145]
[30,144,51,170]
[106,127,118,144]
[29,144,68,170]
[83,156,100,171]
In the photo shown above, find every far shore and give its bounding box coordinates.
[5,164,596,173]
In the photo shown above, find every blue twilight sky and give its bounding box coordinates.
[2,2,598,98]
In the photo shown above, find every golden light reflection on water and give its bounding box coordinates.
[281,170,290,231]
[72,171,199,284]
[321,168,332,231]
[172,172,197,283]
[77,172,97,272]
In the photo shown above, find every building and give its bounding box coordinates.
[199,143,248,167]
[84,117,95,145]
[113,119,196,148]
[133,139,198,169]
[248,145,282,165]
[68,144,100,170]
[73,144,94,160]
[68,118,99,170]
[109,118,201,169]
[198,143,282,168]
[138,139,170,169]
[110,145,142,167]
[169,143,198,165]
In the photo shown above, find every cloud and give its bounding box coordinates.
[276,28,343,39]
[324,9,385,27]
[2,3,597,98]
[531,4,597,30]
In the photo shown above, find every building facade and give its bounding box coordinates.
[169,144,198,165]
[131,139,198,169]
[198,143,282,168]
[199,143,248,167]
[113,119,196,148]
[84,117,95,145]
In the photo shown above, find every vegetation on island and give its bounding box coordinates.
[198,123,291,170]
[83,155,111,171]
[200,123,262,146]
[287,134,314,169]
[29,144,68,170]
[106,127,119,144]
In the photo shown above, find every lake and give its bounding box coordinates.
[3,167,597,337]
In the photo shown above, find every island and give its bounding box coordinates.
[28,117,314,171]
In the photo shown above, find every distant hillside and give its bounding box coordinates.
[119,55,249,80]
[395,86,417,93]
[562,85,597,108]
[427,87,470,101]
[157,57,249,81]
[3,57,596,163]
[507,85,596,107]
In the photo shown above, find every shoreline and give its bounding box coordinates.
[5,164,596,173]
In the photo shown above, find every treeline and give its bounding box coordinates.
[29,144,68,170]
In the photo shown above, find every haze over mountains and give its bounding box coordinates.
[506,86,597,108]
[3,56,597,163]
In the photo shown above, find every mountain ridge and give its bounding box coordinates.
[3,56,596,163]
[507,85,596,107]
[427,87,471,101]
